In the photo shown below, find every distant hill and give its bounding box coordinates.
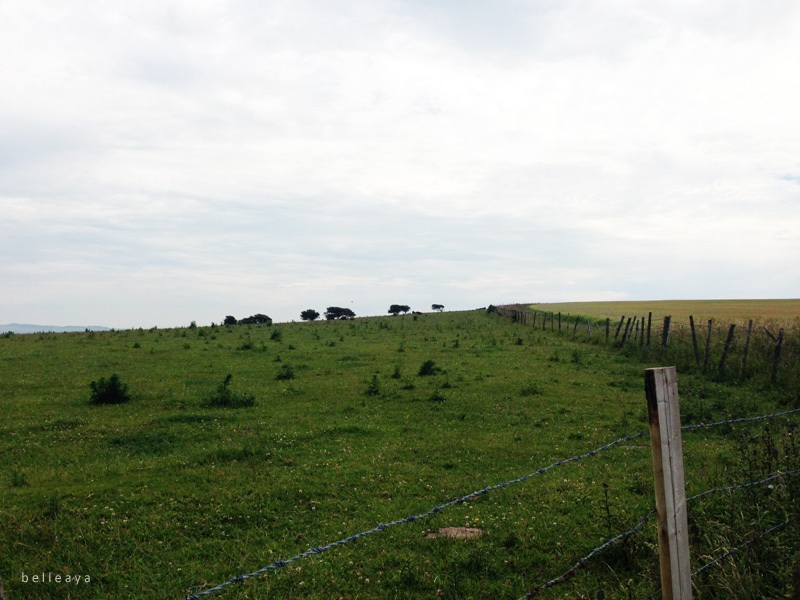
[0,323,112,334]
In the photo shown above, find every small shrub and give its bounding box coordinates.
[206,374,255,408]
[366,374,381,396]
[89,374,131,404]
[429,389,446,403]
[418,360,439,377]
[520,381,542,397]
[270,329,283,342]
[391,365,402,379]
[276,364,295,381]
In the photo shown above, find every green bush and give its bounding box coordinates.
[89,374,131,404]
[206,374,255,408]
[276,364,295,381]
[418,360,439,376]
[366,374,381,396]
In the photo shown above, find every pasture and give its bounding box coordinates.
[1,307,798,598]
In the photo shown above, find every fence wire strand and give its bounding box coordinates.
[692,519,790,578]
[519,510,655,599]
[188,402,799,598]
[682,407,800,432]
[186,431,645,598]
[519,414,800,598]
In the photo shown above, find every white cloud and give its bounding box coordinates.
[1,0,799,327]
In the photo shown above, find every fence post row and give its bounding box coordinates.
[495,306,788,385]
[645,367,692,600]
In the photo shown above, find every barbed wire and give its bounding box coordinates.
[520,450,800,598]
[186,431,646,598]
[519,510,655,599]
[692,519,790,578]
[682,407,800,432]
[688,468,800,503]
[188,405,799,598]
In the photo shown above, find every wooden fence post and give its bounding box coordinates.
[689,316,699,366]
[661,316,672,349]
[703,320,712,373]
[718,324,736,377]
[772,328,785,384]
[641,316,646,347]
[739,320,753,382]
[615,316,625,340]
[606,318,610,343]
[621,317,632,346]
[645,367,692,600]
[647,312,653,348]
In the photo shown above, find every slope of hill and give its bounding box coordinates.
[0,323,111,334]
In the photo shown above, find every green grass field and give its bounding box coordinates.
[2,308,799,598]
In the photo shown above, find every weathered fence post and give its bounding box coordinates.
[739,320,753,382]
[647,312,653,348]
[621,317,632,346]
[615,316,625,341]
[702,320,712,373]
[689,316,699,366]
[641,316,646,347]
[606,317,610,342]
[645,367,692,600]
[661,316,672,349]
[772,328,785,384]
[718,324,736,377]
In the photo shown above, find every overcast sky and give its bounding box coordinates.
[2,0,799,328]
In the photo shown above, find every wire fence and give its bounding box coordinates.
[187,406,800,599]
[492,304,799,391]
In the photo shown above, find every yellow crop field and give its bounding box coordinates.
[528,299,800,325]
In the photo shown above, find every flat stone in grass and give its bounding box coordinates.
[426,527,485,539]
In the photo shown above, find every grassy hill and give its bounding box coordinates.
[1,308,798,598]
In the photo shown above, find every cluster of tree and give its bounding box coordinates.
[388,304,444,315]
[298,307,356,321]
[225,304,446,325]
[325,306,356,320]
[223,314,272,326]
